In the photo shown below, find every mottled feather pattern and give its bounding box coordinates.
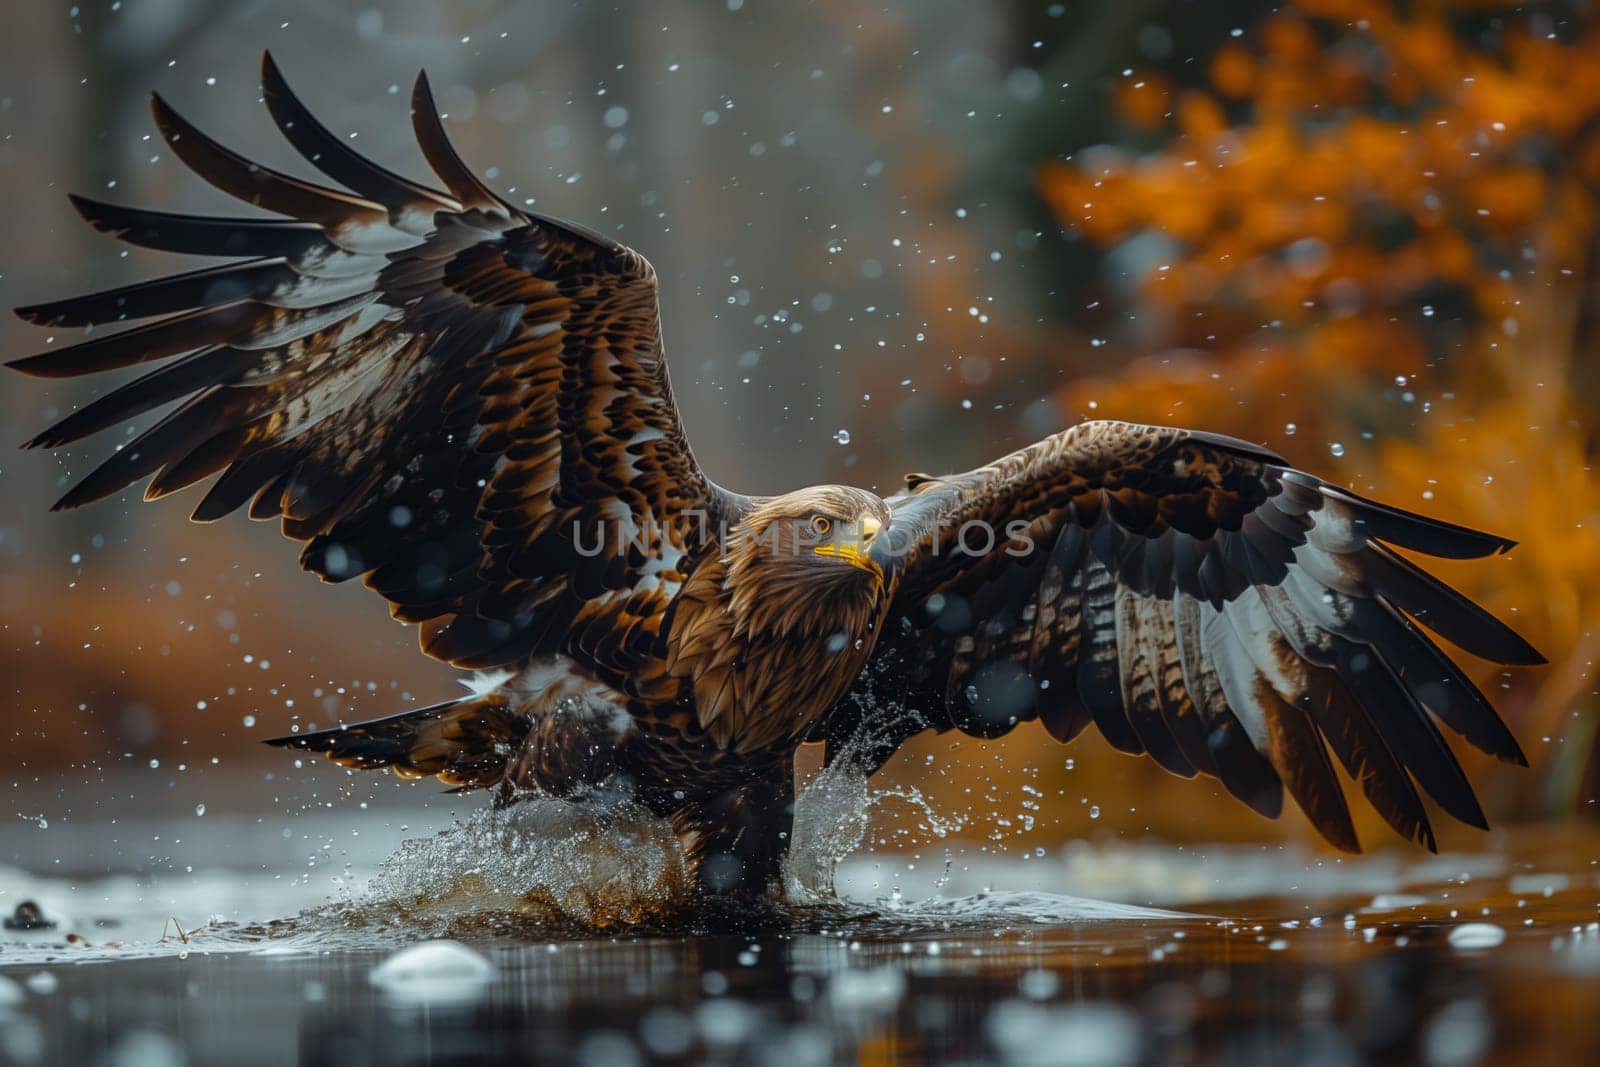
[845,419,1542,852]
[9,54,771,809]
[11,58,1545,876]
[666,488,891,755]
[11,55,735,689]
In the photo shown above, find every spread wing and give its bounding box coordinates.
[10,53,741,684]
[832,419,1544,852]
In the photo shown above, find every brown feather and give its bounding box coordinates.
[11,58,1544,868]
[841,419,1540,852]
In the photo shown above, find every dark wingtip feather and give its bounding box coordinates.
[148,90,180,135]
[65,191,127,237]
[1330,835,1363,855]
[1324,631,1493,832]
[1359,602,1533,764]
[7,352,51,375]
[8,350,81,378]
[51,479,119,512]
[1272,707,1362,853]
[1382,550,1547,667]
[262,52,454,214]
[263,729,324,749]
[63,194,327,259]
[409,70,509,214]
[151,89,384,225]
[19,349,252,453]
[11,261,288,329]
[260,48,285,86]
[6,303,255,380]
[1327,485,1519,560]
[24,424,72,450]
[15,301,61,326]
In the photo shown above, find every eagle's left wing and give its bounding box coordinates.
[11,54,741,686]
[830,419,1543,852]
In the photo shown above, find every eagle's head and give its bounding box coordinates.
[730,485,892,594]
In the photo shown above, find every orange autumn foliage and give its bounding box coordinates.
[1037,1,1600,816]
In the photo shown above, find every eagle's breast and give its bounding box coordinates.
[663,554,890,756]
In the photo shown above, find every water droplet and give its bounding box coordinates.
[1448,923,1506,950]
[833,429,851,445]
[1329,442,1345,457]
[194,803,206,817]
[1019,969,1060,999]
[1088,805,1100,819]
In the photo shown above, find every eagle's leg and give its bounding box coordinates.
[684,760,796,901]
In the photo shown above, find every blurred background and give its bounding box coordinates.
[2,0,1597,870]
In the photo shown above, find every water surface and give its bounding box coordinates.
[2,781,1597,1064]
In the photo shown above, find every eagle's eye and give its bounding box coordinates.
[809,515,833,537]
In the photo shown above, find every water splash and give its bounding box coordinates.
[784,756,872,901]
[783,742,962,903]
[363,791,691,928]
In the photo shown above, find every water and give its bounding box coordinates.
[2,766,1598,1064]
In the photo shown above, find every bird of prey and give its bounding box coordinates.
[11,55,1543,900]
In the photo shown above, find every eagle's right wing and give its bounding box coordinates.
[11,53,741,687]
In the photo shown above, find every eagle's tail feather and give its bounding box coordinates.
[264,693,527,790]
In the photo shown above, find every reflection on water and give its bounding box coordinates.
[1,768,1598,1064]
[2,852,1598,1065]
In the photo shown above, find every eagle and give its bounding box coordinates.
[11,55,1543,900]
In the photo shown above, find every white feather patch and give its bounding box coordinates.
[459,668,514,696]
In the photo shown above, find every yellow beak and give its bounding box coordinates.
[813,515,884,578]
